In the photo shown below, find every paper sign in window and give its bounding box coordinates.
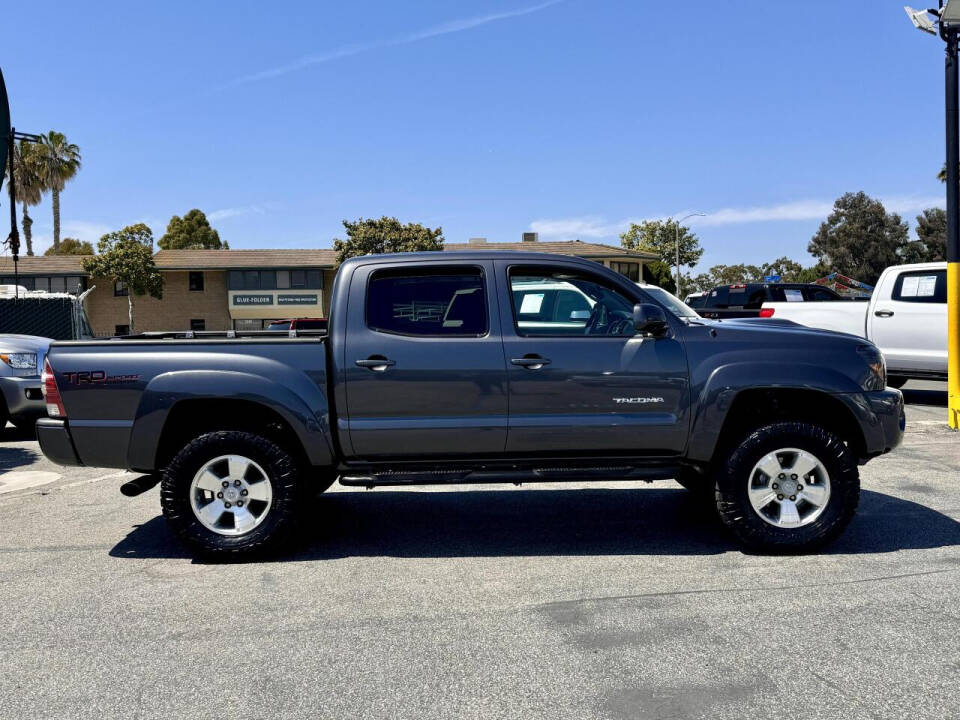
[900,276,920,297]
[784,289,803,302]
[519,293,545,314]
[916,275,937,297]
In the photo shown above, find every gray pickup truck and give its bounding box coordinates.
[37,252,904,557]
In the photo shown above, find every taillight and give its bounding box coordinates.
[41,358,67,418]
[758,308,775,318]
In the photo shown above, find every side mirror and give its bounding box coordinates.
[632,303,668,336]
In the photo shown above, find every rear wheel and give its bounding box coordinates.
[886,375,908,389]
[161,431,303,558]
[715,422,859,553]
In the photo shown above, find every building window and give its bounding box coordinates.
[233,319,267,331]
[609,262,640,282]
[114,280,129,297]
[228,268,324,290]
[189,272,205,292]
[115,325,130,336]
[190,319,206,331]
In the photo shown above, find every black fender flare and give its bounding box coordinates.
[127,369,334,470]
[686,362,867,463]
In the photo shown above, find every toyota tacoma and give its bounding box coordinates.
[37,252,904,557]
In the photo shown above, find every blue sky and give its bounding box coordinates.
[2,1,949,271]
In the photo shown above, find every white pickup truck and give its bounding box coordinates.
[760,262,946,388]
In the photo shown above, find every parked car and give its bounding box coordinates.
[759,262,946,387]
[37,251,903,557]
[266,317,328,332]
[0,334,50,431]
[696,282,849,319]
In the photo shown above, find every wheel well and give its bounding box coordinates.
[714,388,867,461]
[154,399,309,471]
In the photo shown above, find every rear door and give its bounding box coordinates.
[497,262,690,456]
[868,267,947,374]
[342,261,509,458]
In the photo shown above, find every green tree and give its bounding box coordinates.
[333,216,444,264]
[34,131,82,253]
[83,224,162,333]
[620,219,703,295]
[808,192,908,285]
[44,237,93,256]
[900,208,947,264]
[4,140,44,256]
[158,209,227,250]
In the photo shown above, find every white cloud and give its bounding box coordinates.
[208,205,267,221]
[232,0,563,84]
[530,194,947,240]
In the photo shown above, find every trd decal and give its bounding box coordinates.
[63,371,140,385]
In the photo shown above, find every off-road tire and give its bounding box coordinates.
[161,431,302,559]
[886,375,908,389]
[715,422,859,553]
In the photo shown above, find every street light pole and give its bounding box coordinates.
[944,25,960,428]
[673,212,705,297]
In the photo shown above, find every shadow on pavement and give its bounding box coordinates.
[0,445,39,471]
[902,387,948,408]
[0,423,37,442]
[109,487,960,562]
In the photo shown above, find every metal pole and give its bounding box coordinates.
[675,222,680,295]
[6,128,19,299]
[946,30,960,428]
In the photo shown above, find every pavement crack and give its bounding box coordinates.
[534,567,960,611]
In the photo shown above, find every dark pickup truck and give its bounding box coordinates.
[37,252,904,557]
[696,283,849,320]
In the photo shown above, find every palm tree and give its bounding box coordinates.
[34,131,81,253]
[4,141,44,256]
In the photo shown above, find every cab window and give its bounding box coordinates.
[509,268,637,337]
[367,267,487,336]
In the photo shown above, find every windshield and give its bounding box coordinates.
[643,286,700,319]
[267,321,291,331]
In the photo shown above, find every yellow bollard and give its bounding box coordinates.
[950,263,960,429]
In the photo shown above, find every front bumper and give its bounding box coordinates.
[0,376,45,419]
[36,418,83,467]
[861,388,906,459]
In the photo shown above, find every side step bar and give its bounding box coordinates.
[339,464,681,488]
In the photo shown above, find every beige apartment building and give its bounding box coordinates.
[0,238,655,336]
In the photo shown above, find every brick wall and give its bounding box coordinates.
[85,270,231,335]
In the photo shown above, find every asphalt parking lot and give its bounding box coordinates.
[0,381,957,720]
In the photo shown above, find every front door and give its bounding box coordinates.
[343,261,509,459]
[498,262,690,456]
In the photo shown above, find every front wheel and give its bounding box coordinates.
[161,431,303,558]
[715,422,859,553]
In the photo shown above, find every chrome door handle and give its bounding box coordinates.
[511,355,551,369]
[874,310,894,318]
[355,357,396,371]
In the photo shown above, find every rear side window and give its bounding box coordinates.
[725,286,766,308]
[803,287,839,301]
[367,267,487,336]
[892,270,946,303]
